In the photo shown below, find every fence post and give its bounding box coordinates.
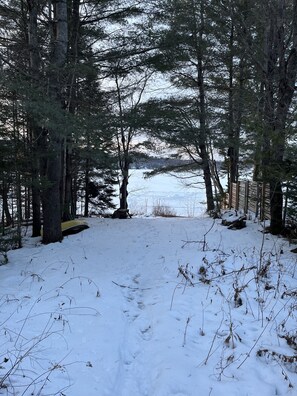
[229,180,271,219]
[236,182,240,210]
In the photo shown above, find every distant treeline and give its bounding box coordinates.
[131,157,195,170]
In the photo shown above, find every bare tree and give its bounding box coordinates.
[111,64,153,217]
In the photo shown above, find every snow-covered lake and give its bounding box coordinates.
[126,169,207,217]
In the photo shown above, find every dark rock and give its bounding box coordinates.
[112,209,132,219]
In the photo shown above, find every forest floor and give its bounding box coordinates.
[0,213,296,396]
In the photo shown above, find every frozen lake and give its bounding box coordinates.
[126,169,207,217]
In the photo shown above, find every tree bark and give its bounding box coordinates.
[227,20,244,187]
[196,0,214,212]
[62,0,80,221]
[115,71,131,217]
[119,162,129,212]
[227,19,237,185]
[265,1,297,233]
[1,181,12,226]
[27,0,42,236]
[84,158,90,217]
[200,144,215,212]
[42,0,68,243]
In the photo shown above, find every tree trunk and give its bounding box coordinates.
[265,1,297,233]
[62,0,80,221]
[227,19,238,185]
[270,179,283,234]
[30,124,43,237]
[229,54,244,187]
[61,139,73,221]
[227,3,246,187]
[117,155,129,218]
[119,169,129,212]
[200,145,215,212]
[1,181,12,226]
[115,70,131,218]
[72,173,78,216]
[196,0,214,212]
[63,147,73,220]
[31,177,41,236]
[42,0,68,244]
[27,0,42,237]
[15,171,22,249]
[84,158,90,217]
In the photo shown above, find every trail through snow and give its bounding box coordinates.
[0,216,296,396]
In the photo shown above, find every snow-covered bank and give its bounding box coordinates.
[0,216,296,395]
[127,170,207,217]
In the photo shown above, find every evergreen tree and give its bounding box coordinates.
[205,0,251,187]
[0,0,146,237]
[142,0,218,211]
[232,0,297,233]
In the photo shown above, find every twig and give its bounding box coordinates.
[178,266,194,286]
[181,219,217,251]
[20,351,73,396]
[192,265,257,285]
[182,317,191,347]
[16,306,100,322]
[181,240,204,248]
[170,281,183,310]
[237,300,290,369]
[203,218,216,251]
[112,280,151,291]
[203,317,224,365]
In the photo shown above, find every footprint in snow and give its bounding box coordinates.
[140,324,153,341]
[122,274,146,321]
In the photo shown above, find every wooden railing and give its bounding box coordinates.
[230,181,270,220]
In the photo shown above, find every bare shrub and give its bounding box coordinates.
[152,200,177,217]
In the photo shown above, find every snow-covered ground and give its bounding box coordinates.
[0,213,296,395]
[127,169,207,217]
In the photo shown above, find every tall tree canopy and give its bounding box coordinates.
[0,0,297,239]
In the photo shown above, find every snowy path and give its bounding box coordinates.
[1,217,296,395]
[90,218,202,396]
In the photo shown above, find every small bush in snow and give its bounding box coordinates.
[152,200,177,217]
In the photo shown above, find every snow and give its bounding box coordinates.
[0,213,296,396]
[128,169,207,217]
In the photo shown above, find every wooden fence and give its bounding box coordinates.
[230,181,271,220]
